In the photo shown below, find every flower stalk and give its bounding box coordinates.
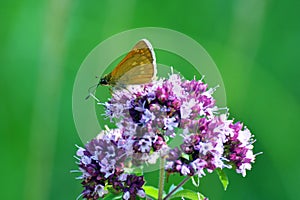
[163,176,190,200]
[158,156,166,200]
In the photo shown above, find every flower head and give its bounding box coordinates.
[75,129,145,199]
[74,72,259,199]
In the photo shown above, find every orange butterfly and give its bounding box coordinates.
[99,39,157,87]
[86,39,157,100]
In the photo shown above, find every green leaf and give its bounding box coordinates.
[168,184,183,194]
[181,152,190,160]
[191,175,200,187]
[111,196,123,200]
[143,185,159,199]
[103,193,122,200]
[103,186,122,199]
[132,166,144,176]
[216,168,229,191]
[168,189,206,200]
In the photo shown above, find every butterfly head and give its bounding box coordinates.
[99,77,109,85]
[98,74,111,86]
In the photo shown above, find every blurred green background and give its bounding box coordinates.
[1,0,300,199]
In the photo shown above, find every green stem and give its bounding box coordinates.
[158,157,166,200]
[163,176,190,200]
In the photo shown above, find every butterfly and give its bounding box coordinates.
[86,39,157,100]
[99,39,157,87]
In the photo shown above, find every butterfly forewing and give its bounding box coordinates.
[109,39,156,85]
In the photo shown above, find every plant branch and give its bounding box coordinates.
[163,176,191,200]
[158,157,166,200]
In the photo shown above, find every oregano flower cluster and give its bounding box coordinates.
[74,73,257,200]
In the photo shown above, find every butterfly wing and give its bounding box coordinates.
[109,39,157,85]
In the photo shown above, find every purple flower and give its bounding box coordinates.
[122,175,145,200]
[223,122,256,177]
[74,129,145,199]
[74,72,259,199]
[102,73,257,177]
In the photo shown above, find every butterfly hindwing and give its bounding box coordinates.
[117,62,155,85]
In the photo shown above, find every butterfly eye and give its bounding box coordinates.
[99,77,109,85]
